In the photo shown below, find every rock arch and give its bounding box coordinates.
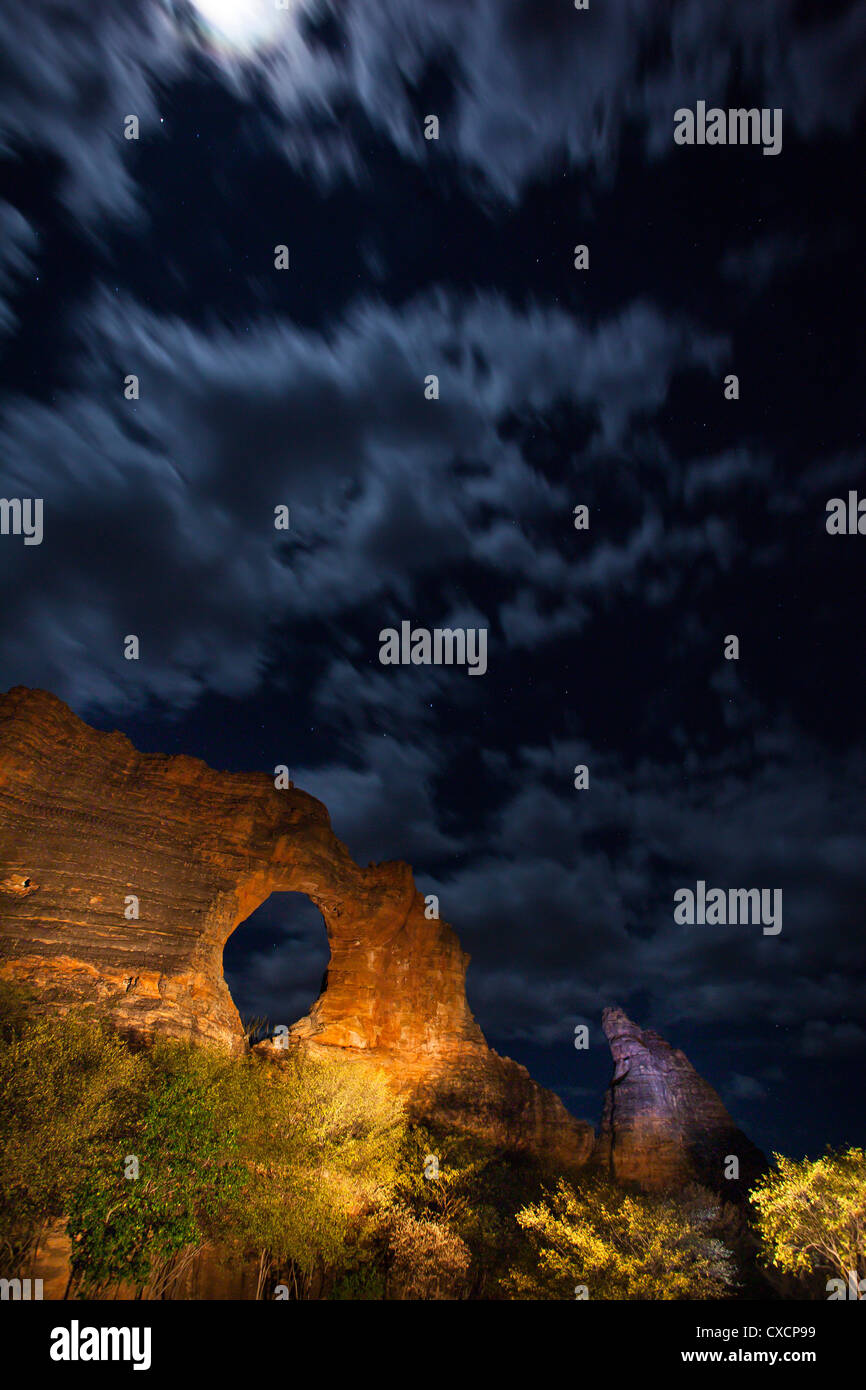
[0,687,593,1166]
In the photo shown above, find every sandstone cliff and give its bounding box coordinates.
[0,686,593,1167]
[0,687,769,1185]
[593,1005,766,1197]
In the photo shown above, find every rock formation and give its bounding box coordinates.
[0,686,593,1167]
[0,688,770,1184]
[593,1006,766,1197]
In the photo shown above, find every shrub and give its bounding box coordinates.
[386,1210,472,1300]
[0,989,406,1297]
[0,991,142,1277]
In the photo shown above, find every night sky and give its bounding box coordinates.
[1,0,864,1161]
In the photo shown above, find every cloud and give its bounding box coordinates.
[414,729,866,1053]
[721,234,809,292]
[725,1073,767,1102]
[800,1020,866,1060]
[0,202,38,335]
[296,731,462,863]
[0,286,724,710]
[5,0,866,232]
[255,0,866,196]
[682,449,773,504]
[4,248,857,1063]
[0,0,183,224]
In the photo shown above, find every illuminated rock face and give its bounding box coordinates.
[0,690,769,1179]
[0,686,593,1166]
[593,1006,765,1197]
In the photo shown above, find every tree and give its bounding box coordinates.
[750,1148,866,1295]
[0,991,142,1277]
[65,1038,249,1297]
[216,1050,406,1298]
[510,1178,737,1300]
[390,1125,549,1298]
[0,988,407,1299]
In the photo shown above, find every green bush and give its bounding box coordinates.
[0,987,406,1297]
[0,987,142,1277]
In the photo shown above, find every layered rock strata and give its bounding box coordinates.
[0,688,768,1182]
[0,686,592,1166]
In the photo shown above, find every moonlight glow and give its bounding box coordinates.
[187,0,290,54]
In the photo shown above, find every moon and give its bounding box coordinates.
[187,0,291,54]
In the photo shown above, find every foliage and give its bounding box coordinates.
[9,983,860,1303]
[240,1015,271,1046]
[386,1125,551,1298]
[0,986,406,1296]
[509,1177,738,1300]
[386,1210,472,1299]
[329,1263,386,1300]
[750,1148,866,1291]
[65,1039,249,1296]
[218,1051,405,1296]
[0,989,142,1276]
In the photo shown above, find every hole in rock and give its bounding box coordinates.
[223,892,329,1044]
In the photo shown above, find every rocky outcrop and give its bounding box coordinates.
[0,686,592,1167]
[0,688,770,1181]
[593,1006,766,1197]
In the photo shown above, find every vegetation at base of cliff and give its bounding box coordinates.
[0,985,404,1298]
[1,986,863,1300]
